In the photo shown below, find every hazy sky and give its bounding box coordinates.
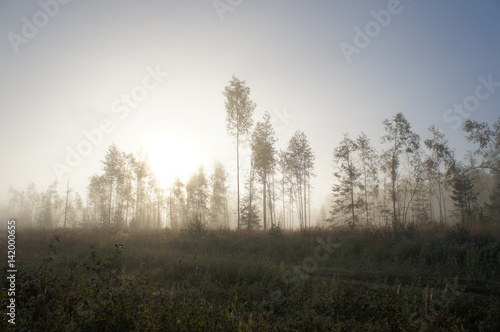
[1,0,499,216]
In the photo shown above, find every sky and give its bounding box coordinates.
[1,0,499,221]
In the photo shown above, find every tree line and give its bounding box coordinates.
[6,76,316,231]
[330,113,499,230]
[5,76,499,230]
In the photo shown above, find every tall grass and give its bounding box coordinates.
[1,222,499,330]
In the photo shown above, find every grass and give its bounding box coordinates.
[1,222,499,331]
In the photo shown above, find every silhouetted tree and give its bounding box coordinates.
[223,76,256,229]
[102,143,123,226]
[26,183,40,227]
[88,174,108,226]
[463,117,500,170]
[381,113,420,231]
[186,166,209,226]
[463,118,500,222]
[169,177,186,229]
[424,125,455,224]
[130,150,150,226]
[450,163,479,224]
[38,181,60,228]
[240,194,261,230]
[356,132,379,225]
[278,150,291,228]
[209,160,230,228]
[251,112,277,229]
[285,131,315,230]
[63,180,71,228]
[331,133,361,227]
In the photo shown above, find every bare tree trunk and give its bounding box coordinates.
[63,179,70,228]
[290,187,294,229]
[271,178,276,227]
[236,128,242,230]
[428,175,433,223]
[157,193,161,228]
[109,177,113,226]
[306,175,310,228]
[391,142,398,231]
[263,174,267,230]
[224,197,229,228]
[303,172,307,229]
[351,180,355,228]
[267,174,274,228]
[249,163,254,230]
[282,179,286,229]
[364,172,369,225]
[297,177,303,230]
[136,178,140,225]
[169,191,174,229]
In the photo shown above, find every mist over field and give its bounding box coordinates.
[1,1,499,330]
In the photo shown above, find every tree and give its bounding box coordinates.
[278,150,292,229]
[143,175,163,228]
[120,153,135,226]
[463,117,500,169]
[331,134,361,227]
[102,143,124,226]
[400,140,426,225]
[209,160,230,229]
[72,192,84,227]
[240,194,261,230]
[316,204,327,227]
[169,177,186,229]
[381,113,420,231]
[63,179,71,228]
[251,112,277,230]
[486,171,500,222]
[285,131,315,230]
[463,118,500,222]
[88,174,108,226]
[424,126,455,224]
[186,166,209,225]
[39,191,53,228]
[223,76,256,229]
[240,165,261,230]
[356,132,379,225]
[26,183,40,227]
[450,162,480,224]
[38,181,60,228]
[8,187,22,222]
[130,150,150,227]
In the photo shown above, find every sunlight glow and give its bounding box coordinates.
[146,137,200,187]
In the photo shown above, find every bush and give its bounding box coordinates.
[268,223,283,238]
[182,215,206,236]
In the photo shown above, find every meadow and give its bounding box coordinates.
[1,223,499,331]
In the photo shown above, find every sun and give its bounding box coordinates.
[146,137,200,187]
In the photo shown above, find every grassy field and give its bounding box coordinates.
[1,223,499,331]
